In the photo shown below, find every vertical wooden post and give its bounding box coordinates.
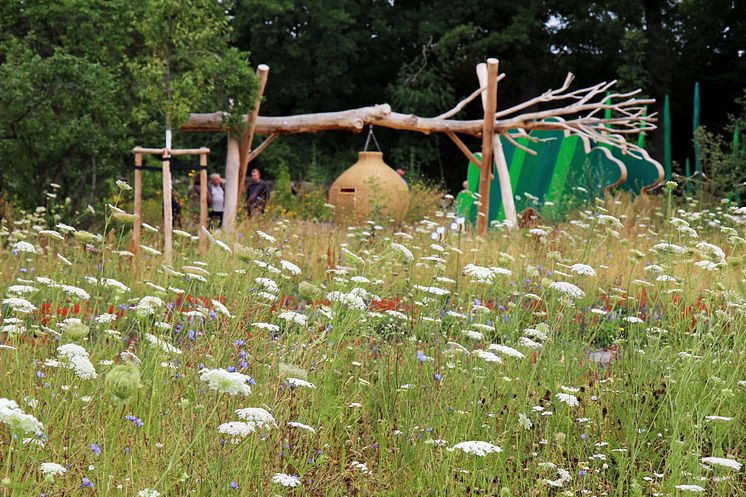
[162,150,173,263]
[476,59,498,235]
[477,59,517,232]
[223,133,241,231]
[493,136,517,227]
[199,152,208,255]
[238,64,270,195]
[133,152,143,252]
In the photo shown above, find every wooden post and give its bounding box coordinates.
[238,64,270,194]
[477,59,517,232]
[199,152,208,255]
[476,59,498,235]
[223,134,241,231]
[493,136,517,227]
[132,152,143,252]
[162,150,173,263]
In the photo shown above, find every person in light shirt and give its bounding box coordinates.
[208,173,225,227]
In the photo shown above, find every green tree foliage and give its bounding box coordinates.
[0,0,257,210]
[0,42,128,208]
[2,0,745,208]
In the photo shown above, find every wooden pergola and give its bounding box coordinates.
[131,146,210,263]
[177,58,659,235]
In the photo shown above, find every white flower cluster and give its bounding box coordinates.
[0,398,44,434]
[200,368,252,396]
[451,440,502,456]
[57,344,97,380]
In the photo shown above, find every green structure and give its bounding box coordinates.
[457,126,663,224]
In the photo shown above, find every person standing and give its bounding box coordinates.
[246,168,270,218]
[396,168,409,190]
[208,173,225,227]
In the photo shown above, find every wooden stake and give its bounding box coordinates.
[132,152,143,253]
[247,133,279,163]
[162,150,173,264]
[476,59,498,235]
[199,153,208,255]
[445,129,482,168]
[223,134,241,231]
[477,59,517,231]
[493,136,517,227]
[238,64,270,195]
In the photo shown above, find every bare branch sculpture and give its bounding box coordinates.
[181,61,660,234]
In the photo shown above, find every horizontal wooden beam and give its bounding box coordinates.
[132,147,210,156]
[182,106,486,137]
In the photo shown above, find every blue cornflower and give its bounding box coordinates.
[81,477,94,488]
[234,339,245,347]
[227,366,236,373]
[248,377,256,385]
[90,443,101,455]
[230,482,238,490]
[188,329,196,341]
[36,371,45,378]
[416,350,427,362]
[125,415,144,427]
[239,361,248,369]
[434,373,442,381]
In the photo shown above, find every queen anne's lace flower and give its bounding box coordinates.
[488,344,526,359]
[451,441,502,456]
[200,368,252,396]
[285,378,316,389]
[555,393,579,407]
[701,457,742,471]
[0,398,44,434]
[472,349,503,364]
[391,243,414,262]
[272,473,301,487]
[549,281,585,299]
[40,462,67,477]
[570,263,596,277]
[235,408,277,428]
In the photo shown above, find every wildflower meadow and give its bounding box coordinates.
[1,183,745,496]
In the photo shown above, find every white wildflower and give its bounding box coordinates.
[40,462,67,477]
[286,378,316,389]
[200,368,252,396]
[451,441,502,456]
[488,344,525,359]
[550,281,585,299]
[272,473,301,487]
[235,408,277,428]
[701,457,741,471]
[555,393,579,407]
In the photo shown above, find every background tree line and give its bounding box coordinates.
[1,0,745,211]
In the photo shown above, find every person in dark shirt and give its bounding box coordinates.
[246,168,270,217]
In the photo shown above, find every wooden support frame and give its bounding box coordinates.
[476,59,498,235]
[238,64,270,193]
[131,146,210,263]
[248,133,279,163]
[445,130,482,169]
[179,60,661,232]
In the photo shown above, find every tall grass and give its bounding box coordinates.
[0,186,744,496]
